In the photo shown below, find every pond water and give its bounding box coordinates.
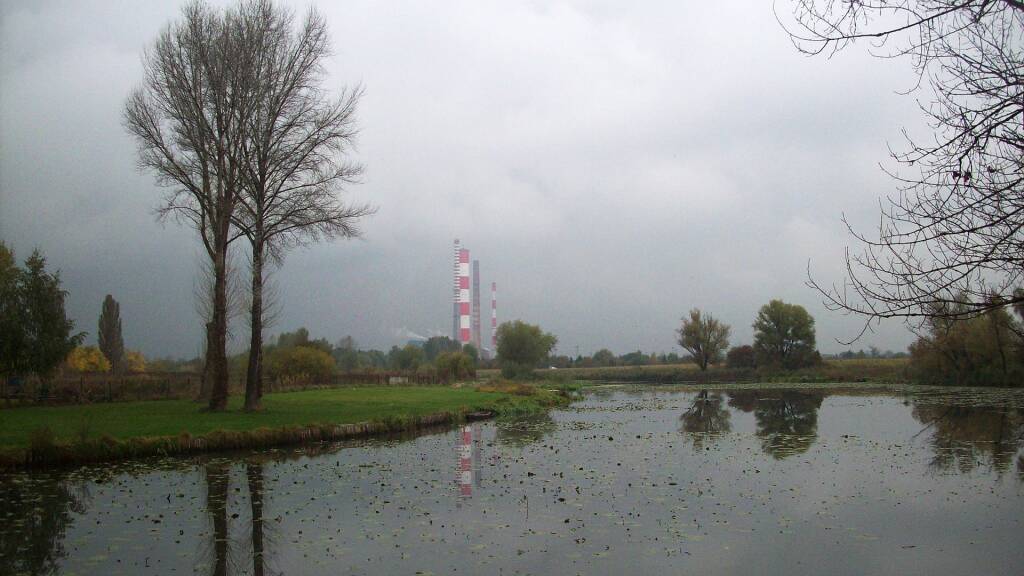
[2,385,1023,575]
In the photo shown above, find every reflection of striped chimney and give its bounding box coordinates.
[491,282,497,351]
[458,248,471,344]
[459,425,472,498]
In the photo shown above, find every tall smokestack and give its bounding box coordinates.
[452,239,461,342]
[471,260,481,350]
[491,281,497,353]
[457,247,471,344]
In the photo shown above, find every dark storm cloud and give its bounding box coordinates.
[1,0,921,358]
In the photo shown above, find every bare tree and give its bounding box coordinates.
[779,1,1024,335]
[231,1,373,411]
[125,1,261,410]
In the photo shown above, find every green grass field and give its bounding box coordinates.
[0,386,550,450]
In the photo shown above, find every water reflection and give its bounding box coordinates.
[246,463,266,576]
[680,390,731,449]
[0,471,88,576]
[912,403,1024,476]
[728,390,824,459]
[203,462,231,576]
[457,424,482,500]
[5,386,1024,576]
[494,412,557,447]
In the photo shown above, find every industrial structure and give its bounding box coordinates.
[453,239,470,344]
[471,260,481,350]
[451,239,497,357]
[491,281,497,352]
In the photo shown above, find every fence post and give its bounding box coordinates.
[79,377,84,401]
[107,380,112,402]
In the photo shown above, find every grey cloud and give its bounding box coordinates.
[1,0,919,358]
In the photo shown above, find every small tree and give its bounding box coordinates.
[98,294,125,373]
[592,348,616,367]
[495,321,557,379]
[0,242,25,379]
[676,309,731,371]
[23,251,85,376]
[752,300,817,369]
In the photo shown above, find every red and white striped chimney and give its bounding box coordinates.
[458,247,471,344]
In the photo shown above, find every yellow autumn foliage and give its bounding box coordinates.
[125,350,147,373]
[66,346,111,373]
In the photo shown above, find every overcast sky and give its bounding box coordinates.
[0,0,930,359]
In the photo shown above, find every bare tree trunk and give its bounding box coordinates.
[244,239,264,411]
[208,234,230,412]
[198,321,214,402]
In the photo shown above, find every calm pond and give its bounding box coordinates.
[2,384,1023,575]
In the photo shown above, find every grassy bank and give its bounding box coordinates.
[516,358,911,384]
[0,385,568,468]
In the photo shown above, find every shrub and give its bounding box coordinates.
[266,346,335,385]
[726,345,756,369]
[435,351,475,381]
[125,350,147,373]
[65,346,111,373]
[28,426,58,463]
[477,380,538,396]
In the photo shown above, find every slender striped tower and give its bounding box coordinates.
[490,281,497,352]
[471,260,481,350]
[457,246,471,344]
[452,239,461,342]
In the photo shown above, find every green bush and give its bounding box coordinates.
[726,345,756,369]
[435,351,475,381]
[496,321,556,379]
[265,346,335,385]
[908,306,1024,386]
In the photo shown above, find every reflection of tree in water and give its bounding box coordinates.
[495,413,558,447]
[728,390,824,459]
[246,462,266,576]
[0,471,89,576]
[203,462,232,576]
[912,404,1024,477]
[680,390,731,449]
[199,458,282,576]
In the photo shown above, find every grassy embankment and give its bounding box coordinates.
[480,357,911,385]
[0,384,568,468]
